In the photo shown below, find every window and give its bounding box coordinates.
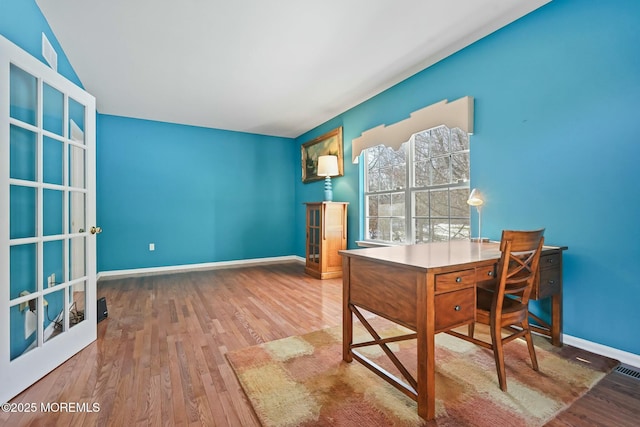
[364,125,470,244]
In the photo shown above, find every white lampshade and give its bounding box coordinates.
[467,188,484,207]
[317,155,339,177]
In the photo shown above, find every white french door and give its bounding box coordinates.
[0,36,97,403]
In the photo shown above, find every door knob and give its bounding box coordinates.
[90,226,102,235]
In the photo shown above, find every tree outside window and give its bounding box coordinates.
[364,126,470,244]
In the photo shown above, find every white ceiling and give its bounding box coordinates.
[36,0,550,138]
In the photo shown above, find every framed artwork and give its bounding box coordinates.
[301,126,344,183]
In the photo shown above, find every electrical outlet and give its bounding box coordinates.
[149,243,155,251]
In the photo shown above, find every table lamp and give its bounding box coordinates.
[467,188,484,242]
[317,155,339,201]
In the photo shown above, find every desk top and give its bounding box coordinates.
[339,241,563,272]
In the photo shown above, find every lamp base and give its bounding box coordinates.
[323,176,333,201]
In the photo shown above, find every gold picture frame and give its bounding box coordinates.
[301,127,344,183]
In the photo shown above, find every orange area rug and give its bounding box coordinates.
[226,322,617,426]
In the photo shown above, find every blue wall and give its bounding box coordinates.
[0,0,82,87]
[97,115,296,271]
[295,0,640,356]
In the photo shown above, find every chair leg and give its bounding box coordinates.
[522,319,539,371]
[490,322,507,391]
[468,322,475,338]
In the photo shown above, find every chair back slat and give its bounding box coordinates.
[496,229,545,303]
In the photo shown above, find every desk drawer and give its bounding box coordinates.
[435,288,475,332]
[475,265,496,284]
[535,267,562,300]
[540,253,561,270]
[435,269,475,292]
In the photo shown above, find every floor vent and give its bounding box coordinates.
[615,364,640,380]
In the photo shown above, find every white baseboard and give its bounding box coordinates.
[97,255,305,281]
[563,334,640,369]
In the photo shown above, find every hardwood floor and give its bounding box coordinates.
[546,368,640,426]
[1,262,638,426]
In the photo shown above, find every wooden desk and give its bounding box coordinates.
[339,241,565,420]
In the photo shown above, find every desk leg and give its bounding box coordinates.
[551,292,563,347]
[417,272,436,420]
[342,257,353,362]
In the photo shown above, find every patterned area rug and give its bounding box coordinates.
[226,321,618,426]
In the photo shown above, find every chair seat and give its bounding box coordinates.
[476,287,525,314]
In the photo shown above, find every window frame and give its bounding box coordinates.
[363,125,471,245]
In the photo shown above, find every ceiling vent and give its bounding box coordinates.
[41,33,57,71]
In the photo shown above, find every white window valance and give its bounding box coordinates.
[351,96,474,163]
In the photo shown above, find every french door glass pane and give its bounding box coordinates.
[43,136,64,185]
[10,185,36,239]
[10,244,37,299]
[9,64,37,125]
[10,125,37,181]
[70,236,86,280]
[43,189,64,236]
[43,239,64,289]
[43,83,64,136]
[69,280,86,329]
[69,98,85,143]
[69,145,86,188]
[69,191,86,234]
[44,288,64,343]
[10,301,37,361]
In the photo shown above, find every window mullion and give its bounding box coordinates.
[405,141,413,244]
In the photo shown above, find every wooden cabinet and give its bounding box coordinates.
[305,202,348,279]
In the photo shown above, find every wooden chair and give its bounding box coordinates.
[447,229,545,391]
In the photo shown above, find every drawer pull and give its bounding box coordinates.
[456,277,462,283]
[454,305,461,311]
[548,279,556,285]
[547,258,555,264]
[487,271,493,276]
